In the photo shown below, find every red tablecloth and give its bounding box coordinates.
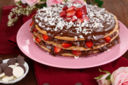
[0,6,34,54]
[34,57,128,85]
[0,6,128,85]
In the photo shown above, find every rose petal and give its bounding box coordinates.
[21,0,26,4]
[24,0,39,6]
[47,0,63,7]
[122,81,128,85]
[68,0,86,4]
[112,67,128,81]
[111,67,128,85]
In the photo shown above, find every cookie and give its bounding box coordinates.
[3,67,13,76]
[18,65,26,73]
[13,66,24,78]
[2,76,14,82]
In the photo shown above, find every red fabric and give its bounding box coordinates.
[0,6,34,54]
[0,6,22,54]
[34,57,128,85]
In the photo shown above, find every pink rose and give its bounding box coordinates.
[111,67,128,85]
[47,0,86,7]
[97,73,111,85]
[47,0,63,7]
[69,0,86,4]
[21,0,39,6]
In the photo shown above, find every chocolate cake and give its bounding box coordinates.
[30,2,119,57]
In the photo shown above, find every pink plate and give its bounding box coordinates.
[17,19,128,69]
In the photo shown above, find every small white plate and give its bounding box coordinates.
[0,59,29,84]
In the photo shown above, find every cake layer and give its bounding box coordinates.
[32,22,118,48]
[32,30,119,51]
[33,35,119,57]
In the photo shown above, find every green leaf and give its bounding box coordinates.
[94,0,104,7]
[95,0,100,3]
[95,73,111,80]
[94,69,111,80]
[64,0,68,2]
[36,3,46,8]
[40,0,46,1]
[99,69,110,74]
[106,74,111,80]
[97,1,103,7]
[94,75,104,80]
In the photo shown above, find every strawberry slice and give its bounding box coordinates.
[104,36,111,43]
[35,37,41,43]
[66,10,76,17]
[85,41,93,48]
[62,43,72,48]
[66,6,76,12]
[54,47,61,53]
[60,11,66,17]
[42,35,49,41]
[30,21,34,26]
[63,6,68,10]
[76,8,83,18]
[82,6,87,14]
[72,50,81,56]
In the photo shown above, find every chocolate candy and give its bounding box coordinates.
[17,55,24,60]
[17,56,25,65]
[0,63,8,70]
[4,67,13,76]
[7,58,17,65]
